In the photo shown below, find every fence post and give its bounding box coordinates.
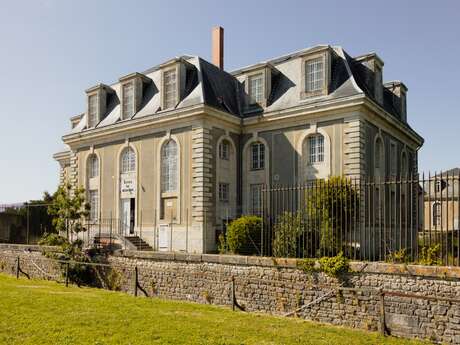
[26,203,30,245]
[231,276,235,311]
[16,257,20,279]
[186,208,189,253]
[65,262,70,287]
[109,211,113,251]
[134,266,138,297]
[379,290,386,336]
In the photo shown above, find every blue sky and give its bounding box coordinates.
[0,0,459,203]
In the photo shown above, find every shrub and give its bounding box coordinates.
[318,252,349,277]
[272,212,304,258]
[296,258,317,274]
[225,216,261,254]
[386,248,409,264]
[38,233,68,247]
[418,244,442,266]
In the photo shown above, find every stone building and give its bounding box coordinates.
[53,27,423,253]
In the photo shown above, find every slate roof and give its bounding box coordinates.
[68,45,412,134]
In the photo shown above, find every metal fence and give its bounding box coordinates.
[261,173,460,266]
[0,203,52,244]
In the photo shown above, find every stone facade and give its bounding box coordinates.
[1,244,459,343]
[53,44,424,253]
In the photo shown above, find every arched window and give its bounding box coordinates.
[307,134,324,164]
[121,147,136,174]
[251,142,265,170]
[88,154,99,179]
[161,140,178,192]
[375,137,383,170]
[433,202,441,227]
[401,151,408,178]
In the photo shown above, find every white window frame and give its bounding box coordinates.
[161,140,178,193]
[121,147,136,174]
[305,58,324,93]
[308,134,324,165]
[163,68,178,110]
[251,142,265,170]
[89,190,99,221]
[122,82,135,119]
[219,183,229,202]
[248,73,264,104]
[88,94,99,128]
[250,184,263,215]
[219,140,230,160]
[88,155,99,179]
[432,202,441,227]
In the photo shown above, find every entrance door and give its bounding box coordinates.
[158,225,170,251]
[121,199,131,236]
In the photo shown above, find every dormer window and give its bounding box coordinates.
[88,94,99,128]
[305,58,324,92]
[122,82,134,119]
[301,49,330,99]
[163,69,178,109]
[249,73,264,104]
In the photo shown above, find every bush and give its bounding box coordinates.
[272,212,304,258]
[418,244,442,266]
[225,216,261,254]
[318,252,349,277]
[38,233,68,247]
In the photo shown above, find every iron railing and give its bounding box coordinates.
[261,173,460,266]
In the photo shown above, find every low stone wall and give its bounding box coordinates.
[1,244,460,344]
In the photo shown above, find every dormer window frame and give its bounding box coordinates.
[243,64,274,109]
[118,72,150,121]
[87,91,100,129]
[85,84,111,129]
[121,81,135,120]
[161,64,180,111]
[301,49,330,100]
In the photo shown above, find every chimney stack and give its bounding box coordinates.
[212,26,224,70]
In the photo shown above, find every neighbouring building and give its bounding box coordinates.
[422,168,460,233]
[53,27,424,253]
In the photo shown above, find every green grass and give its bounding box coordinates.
[0,274,427,345]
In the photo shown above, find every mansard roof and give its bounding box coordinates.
[68,45,411,134]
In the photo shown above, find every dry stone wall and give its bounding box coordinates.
[1,244,460,344]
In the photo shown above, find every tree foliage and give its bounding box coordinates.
[224,216,261,254]
[47,182,90,239]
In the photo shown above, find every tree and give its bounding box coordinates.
[306,176,359,257]
[47,182,90,239]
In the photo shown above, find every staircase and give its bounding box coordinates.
[124,236,153,251]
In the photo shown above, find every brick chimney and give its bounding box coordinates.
[212,26,224,70]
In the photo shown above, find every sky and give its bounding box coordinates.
[0,0,459,203]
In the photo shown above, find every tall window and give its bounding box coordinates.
[89,190,99,221]
[122,82,134,119]
[251,142,265,170]
[219,183,229,202]
[163,69,177,109]
[433,202,441,227]
[248,73,264,104]
[308,134,324,164]
[250,184,263,215]
[219,140,230,160]
[121,147,136,174]
[401,152,408,178]
[374,137,384,174]
[88,155,99,179]
[305,58,324,92]
[88,94,98,128]
[390,142,397,176]
[161,140,178,193]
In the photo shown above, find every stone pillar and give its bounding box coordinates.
[68,150,79,194]
[343,118,366,180]
[191,126,214,252]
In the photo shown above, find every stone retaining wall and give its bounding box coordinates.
[1,244,460,344]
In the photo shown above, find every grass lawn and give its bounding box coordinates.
[0,274,427,345]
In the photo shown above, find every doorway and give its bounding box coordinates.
[121,198,135,235]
